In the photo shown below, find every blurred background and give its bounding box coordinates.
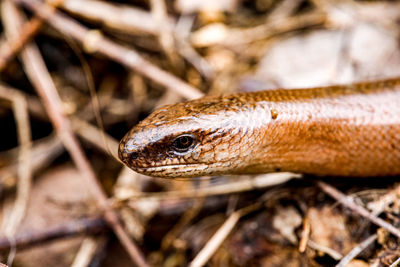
[0,0,400,266]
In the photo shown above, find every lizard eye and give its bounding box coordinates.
[172,135,195,153]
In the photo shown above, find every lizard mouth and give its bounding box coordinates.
[132,163,210,178]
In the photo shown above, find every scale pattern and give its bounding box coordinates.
[119,78,400,178]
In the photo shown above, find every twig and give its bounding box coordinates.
[117,172,300,202]
[189,203,261,267]
[150,0,182,69]
[71,236,107,267]
[317,181,400,238]
[307,240,343,260]
[5,2,149,266]
[71,118,120,161]
[0,0,62,72]
[0,85,32,237]
[191,11,326,47]
[175,16,215,80]
[61,0,174,35]
[0,217,106,251]
[367,184,400,216]
[298,216,311,253]
[0,87,63,193]
[16,0,204,100]
[161,180,209,250]
[61,0,214,79]
[0,17,43,72]
[390,256,400,267]
[336,234,377,267]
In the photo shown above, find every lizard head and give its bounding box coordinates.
[118,94,266,178]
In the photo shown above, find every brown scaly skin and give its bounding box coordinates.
[119,78,400,178]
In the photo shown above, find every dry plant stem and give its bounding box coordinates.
[61,0,174,35]
[298,216,311,253]
[5,3,148,267]
[0,85,32,236]
[23,86,119,160]
[0,135,62,192]
[120,173,299,202]
[150,0,181,69]
[0,0,61,72]
[63,0,214,80]
[71,237,106,267]
[189,203,261,267]
[390,257,400,267]
[71,118,120,160]
[16,0,203,100]
[307,240,342,260]
[0,17,43,72]
[175,16,215,80]
[232,11,326,44]
[336,234,377,267]
[13,83,119,162]
[0,217,106,251]
[0,85,63,192]
[268,0,304,20]
[161,191,206,250]
[367,184,400,216]
[317,181,400,238]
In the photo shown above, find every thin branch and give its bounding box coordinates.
[116,172,300,202]
[5,2,148,266]
[189,203,261,267]
[336,234,377,267]
[307,240,343,260]
[0,85,32,237]
[16,0,204,100]
[390,256,400,267]
[317,181,400,238]
[61,0,174,35]
[0,17,43,72]
[0,217,106,251]
[71,236,108,267]
[150,0,182,69]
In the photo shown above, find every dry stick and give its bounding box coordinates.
[0,17,43,72]
[0,82,32,264]
[0,84,63,192]
[61,0,174,35]
[24,85,119,160]
[336,234,377,267]
[0,86,32,237]
[60,0,214,80]
[16,0,204,100]
[0,217,106,251]
[367,184,400,216]
[0,135,62,192]
[189,203,261,267]
[119,172,300,202]
[0,78,32,267]
[267,0,304,20]
[390,257,400,267]
[71,118,120,161]
[298,216,311,253]
[307,240,343,260]
[0,0,62,72]
[71,236,107,267]
[317,181,400,238]
[6,3,148,267]
[150,0,182,69]
[175,16,215,80]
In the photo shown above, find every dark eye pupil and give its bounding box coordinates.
[173,135,194,152]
